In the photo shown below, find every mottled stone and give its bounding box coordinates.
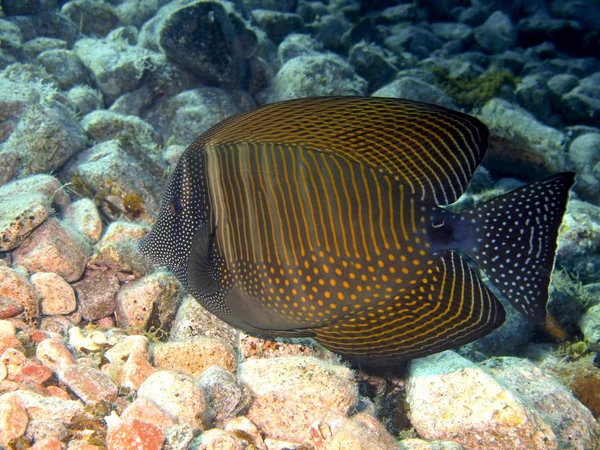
[152,339,237,376]
[240,333,337,363]
[120,350,155,391]
[137,370,211,431]
[197,429,244,449]
[15,389,84,425]
[62,199,103,243]
[30,437,64,450]
[224,416,267,450]
[406,351,557,450]
[0,392,29,447]
[240,356,357,442]
[0,190,51,252]
[12,219,89,283]
[0,266,38,321]
[163,423,195,450]
[72,272,120,321]
[61,0,121,38]
[1,348,26,382]
[115,270,180,332]
[198,366,251,427]
[31,272,77,316]
[0,297,22,319]
[0,330,24,357]
[13,361,53,385]
[107,418,164,450]
[397,439,464,450]
[104,335,149,363]
[36,338,76,371]
[323,413,399,450]
[121,397,176,432]
[58,365,118,406]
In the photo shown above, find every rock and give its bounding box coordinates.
[137,370,212,431]
[0,187,51,252]
[110,85,154,117]
[314,14,352,53]
[62,199,103,243]
[431,22,474,43]
[0,392,29,447]
[143,87,246,147]
[121,397,176,433]
[568,132,600,178]
[30,437,64,450]
[72,272,120,322]
[31,272,77,316]
[562,73,600,125]
[240,356,357,442]
[406,351,557,449]
[397,439,464,450]
[198,366,251,427]
[74,36,161,104]
[2,0,42,16]
[163,423,195,450]
[169,295,238,348]
[25,419,71,445]
[0,266,38,322]
[252,9,304,44]
[61,0,121,38]
[262,54,367,103]
[60,139,162,221]
[68,327,108,353]
[318,413,398,450]
[139,0,256,90]
[2,102,87,178]
[152,338,237,376]
[372,76,457,110]
[65,85,104,116]
[36,49,90,90]
[515,73,555,124]
[22,37,67,60]
[478,98,567,180]
[0,297,22,320]
[114,270,181,332]
[0,18,22,55]
[277,33,322,64]
[12,218,89,282]
[547,73,580,101]
[197,429,245,449]
[385,25,442,59]
[482,357,600,448]
[474,11,518,54]
[104,335,149,364]
[13,361,53,385]
[239,332,337,362]
[224,416,267,450]
[120,350,155,391]
[15,389,85,425]
[107,418,165,450]
[580,304,600,352]
[58,365,118,406]
[36,338,76,371]
[348,42,400,92]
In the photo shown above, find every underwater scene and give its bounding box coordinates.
[0,0,599,448]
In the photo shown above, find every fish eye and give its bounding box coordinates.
[168,197,183,215]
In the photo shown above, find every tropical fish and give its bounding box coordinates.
[139,96,575,364]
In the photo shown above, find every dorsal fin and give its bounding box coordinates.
[189,97,489,205]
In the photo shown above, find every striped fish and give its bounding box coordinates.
[139,97,575,364]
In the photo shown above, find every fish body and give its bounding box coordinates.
[139,97,575,364]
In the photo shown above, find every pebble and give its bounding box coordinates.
[0,190,51,252]
[321,412,399,450]
[107,418,165,450]
[62,199,103,244]
[137,370,212,431]
[0,265,39,322]
[152,338,237,376]
[15,389,85,425]
[24,418,71,444]
[104,335,149,363]
[0,392,29,447]
[30,437,64,450]
[0,297,23,320]
[67,327,108,353]
[72,272,120,322]
[197,428,245,449]
[474,10,518,54]
[36,338,76,372]
[224,416,267,450]
[240,356,357,442]
[58,365,118,406]
[11,219,89,283]
[406,351,557,449]
[31,272,77,316]
[198,365,251,427]
[119,349,156,390]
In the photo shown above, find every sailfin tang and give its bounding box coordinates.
[310,251,506,363]
[192,97,489,205]
[461,172,576,323]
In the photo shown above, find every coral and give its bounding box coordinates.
[432,67,517,108]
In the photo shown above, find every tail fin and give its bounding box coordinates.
[461,172,575,324]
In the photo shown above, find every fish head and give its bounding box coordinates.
[138,148,209,282]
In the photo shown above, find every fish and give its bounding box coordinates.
[139,96,575,364]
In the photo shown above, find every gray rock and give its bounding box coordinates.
[2,103,87,177]
[314,14,351,53]
[74,36,161,104]
[515,73,554,123]
[262,54,367,103]
[568,133,600,173]
[474,11,517,54]
[580,304,600,352]
[431,22,473,43]
[378,3,424,24]
[349,42,401,92]
[3,12,79,48]
[59,138,162,220]
[562,73,600,126]
[407,351,557,449]
[22,37,67,60]
[458,6,489,26]
[478,98,567,179]
[198,365,251,428]
[12,218,90,283]
[277,33,323,64]
[114,0,165,29]
[31,272,77,316]
[252,9,304,44]
[547,73,579,97]
[36,49,90,90]
[482,357,600,449]
[0,49,17,71]
[62,198,103,243]
[24,419,71,444]
[246,0,295,11]
[15,389,85,426]
[137,370,212,431]
[385,25,443,59]
[372,76,457,110]
[109,85,153,117]
[72,271,120,321]
[491,50,526,74]
[551,0,600,30]
[296,1,328,24]
[0,188,50,252]
[0,19,23,56]
[143,87,246,146]
[65,85,103,116]
[2,0,42,16]
[61,0,121,38]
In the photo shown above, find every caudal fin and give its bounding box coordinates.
[462,172,576,324]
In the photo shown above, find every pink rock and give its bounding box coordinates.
[152,339,237,376]
[0,392,29,447]
[121,350,155,391]
[31,330,52,344]
[0,331,23,356]
[107,418,165,450]
[198,429,244,449]
[11,218,89,283]
[94,316,115,327]
[0,297,23,319]
[36,338,75,371]
[31,272,77,316]
[29,437,64,450]
[62,198,103,243]
[46,386,70,400]
[58,365,118,406]
[15,389,85,425]
[72,272,119,321]
[14,362,54,385]
[0,347,27,381]
[104,335,149,363]
[0,266,39,321]
[121,397,175,432]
